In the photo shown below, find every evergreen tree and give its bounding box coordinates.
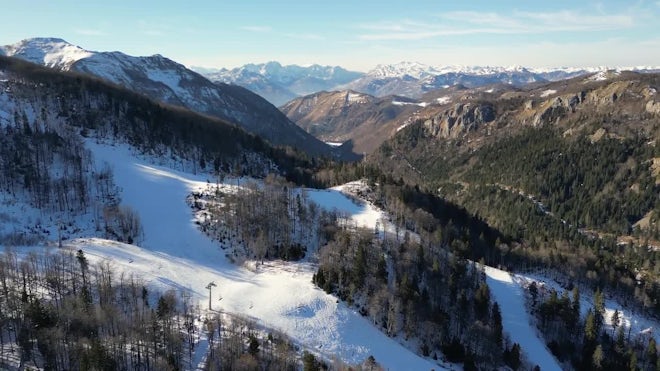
[492,302,503,348]
[648,338,658,369]
[593,344,604,370]
[572,286,581,326]
[630,351,638,371]
[611,309,621,335]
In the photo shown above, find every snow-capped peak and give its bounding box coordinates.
[366,63,541,80]
[0,37,94,69]
[368,61,440,79]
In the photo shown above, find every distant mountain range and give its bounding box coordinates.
[194,62,363,106]
[196,61,660,106]
[282,69,660,155]
[0,38,338,158]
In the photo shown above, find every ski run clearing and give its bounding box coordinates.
[5,139,659,370]
[65,141,441,370]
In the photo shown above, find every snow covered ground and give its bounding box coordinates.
[484,267,563,371]
[540,89,557,97]
[514,273,660,347]
[70,140,443,370]
[307,182,386,232]
[18,136,656,370]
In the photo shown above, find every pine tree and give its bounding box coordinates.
[572,286,581,326]
[630,351,638,371]
[594,288,605,331]
[584,309,597,343]
[593,344,604,370]
[648,338,658,369]
[507,343,521,370]
[611,309,621,335]
[492,302,503,348]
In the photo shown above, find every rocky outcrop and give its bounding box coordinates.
[423,103,495,138]
[647,100,660,115]
[533,92,588,126]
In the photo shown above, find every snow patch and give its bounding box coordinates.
[396,122,411,132]
[346,92,368,104]
[540,89,557,97]
[436,96,451,104]
[588,70,621,82]
[391,100,428,107]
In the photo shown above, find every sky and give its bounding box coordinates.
[1,0,659,71]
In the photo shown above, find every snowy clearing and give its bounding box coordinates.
[73,141,443,370]
[484,267,563,371]
[540,89,556,97]
[514,273,660,347]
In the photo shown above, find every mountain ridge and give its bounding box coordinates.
[0,37,340,158]
[198,59,660,105]
[196,61,363,106]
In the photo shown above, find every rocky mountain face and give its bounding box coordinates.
[197,62,364,106]
[284,83,521,154]
[280,90,424,154]
[287,71,660,157]
[394,71,660,146]
[370,71,660,236]
[0,38,338,158]
[422,102,496,139]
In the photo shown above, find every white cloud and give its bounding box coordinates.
[240,25,272,33]
[283,33,324,41]
[137,20,169,37]
[357,9,637,41]
[512,10,634,30]
[74,28,107,36]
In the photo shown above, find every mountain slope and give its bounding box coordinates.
[1,38,338,158]
[0,57,442,369]
[0,54,319,184]
[339,62,548,98]
[368,71,660,313]
[198,61,364,106]
[281,90,434,154]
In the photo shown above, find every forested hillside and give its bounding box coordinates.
[366,73,660,317]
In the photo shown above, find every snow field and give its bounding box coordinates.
[81,140,442,370]
[484,267,563,371]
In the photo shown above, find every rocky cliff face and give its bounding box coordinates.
[423,103,496,139]
[281,90,418,154]
[287,70,660,156]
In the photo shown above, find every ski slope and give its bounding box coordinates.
[485,267,563,371]
[81,140,442,370]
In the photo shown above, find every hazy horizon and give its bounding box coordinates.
[2,0,659,72]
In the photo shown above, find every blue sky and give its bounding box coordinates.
[1,0,658,71]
